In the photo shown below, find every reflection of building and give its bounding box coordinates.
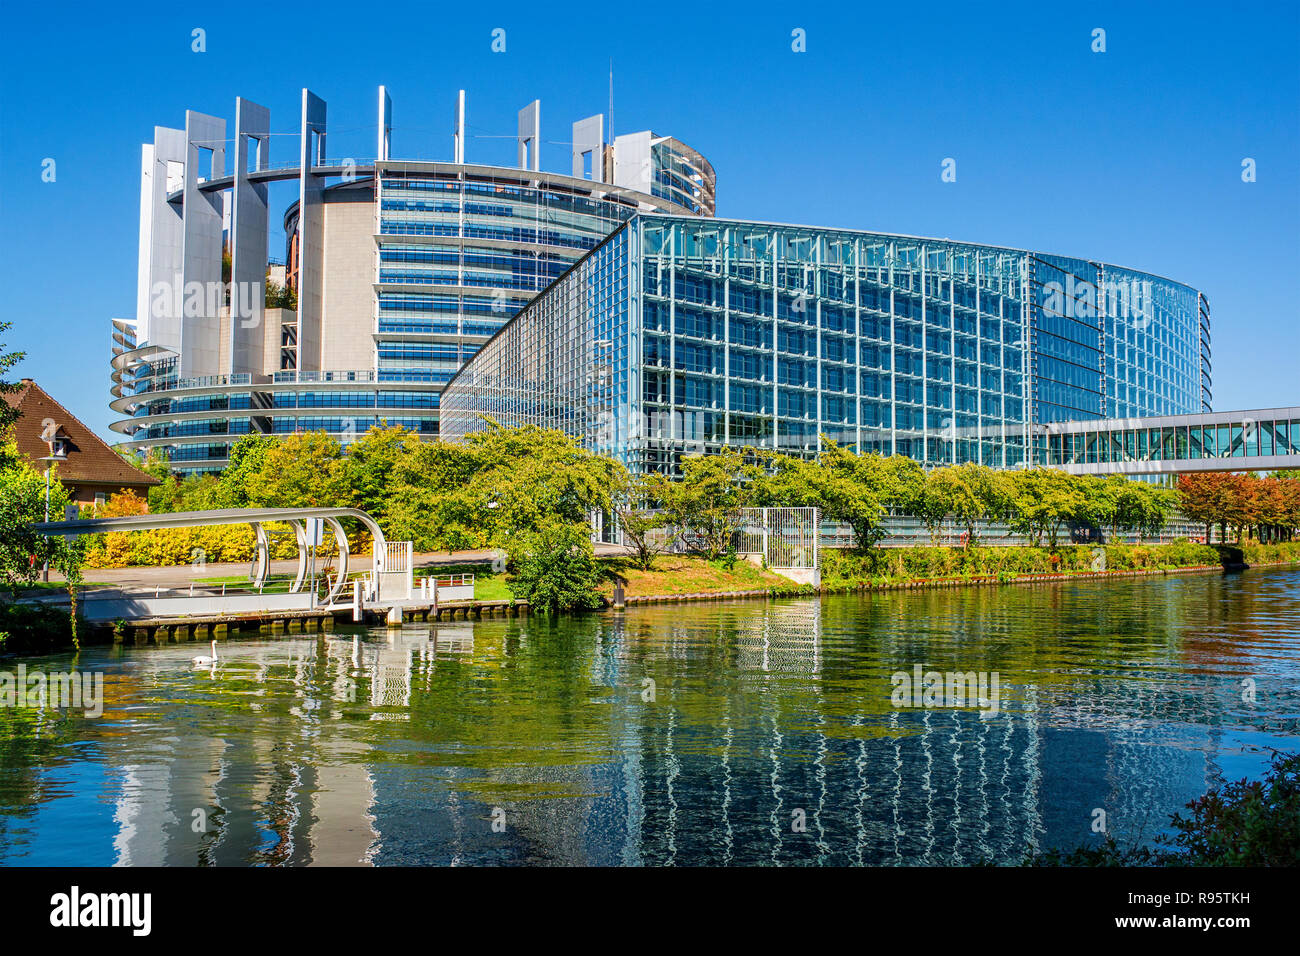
[105,641,384,866]
[432,625,474,656]
[109,87,712,474]
[735,600,822,673]
[15,601,1237,866]
[3,379,158,509]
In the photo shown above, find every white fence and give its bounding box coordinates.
[413,573,475,604]
[733,507,820,570]
[643,506,820,584]
[622,506,1203,561]
[820,513,1213,549]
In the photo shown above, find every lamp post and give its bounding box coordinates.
[39,446,68,583]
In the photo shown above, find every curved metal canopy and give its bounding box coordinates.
[33,506,383,543]
[32,507,387,605]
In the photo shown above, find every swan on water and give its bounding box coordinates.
[192,640,219,666]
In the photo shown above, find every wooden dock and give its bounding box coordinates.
[116,609,337,645]
[392,600,529,623]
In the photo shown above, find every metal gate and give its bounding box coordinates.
[734,507,819,571]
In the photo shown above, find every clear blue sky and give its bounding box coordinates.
[1,0,1296,441]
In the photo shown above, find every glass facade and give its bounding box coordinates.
[110,362,443,472]
[442,215,1213,475]
[647,138,716,216]
[111,166,692,474]
[373,170,646,386]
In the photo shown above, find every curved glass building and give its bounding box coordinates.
[441,215,1212,474]
[109,89,713,473]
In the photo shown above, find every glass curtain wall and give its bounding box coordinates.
[443,214,1208,477]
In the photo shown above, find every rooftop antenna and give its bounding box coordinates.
[608,59,614,140]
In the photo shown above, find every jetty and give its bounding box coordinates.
[30,506,504,631]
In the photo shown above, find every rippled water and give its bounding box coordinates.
[2,567,1298,866]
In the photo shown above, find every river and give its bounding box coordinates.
[2,566,1297,865]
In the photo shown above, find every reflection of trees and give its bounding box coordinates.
[0,708,72,859]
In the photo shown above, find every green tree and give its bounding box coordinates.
[506,521,604,614]
[610,471,678,571]
[384,439,482,550]
[0,440,82,592]
[1092,475,1128,539]
[932,465,990,546]
[0,320,25,441]
[879,454,926,514]
[767,446,920,550]
[664,447,765,559]
[264,273,297,310]
[913,468,958,545]
[970,465,1017,538]
[384,422,617,553]
[245,432,347,508]
[1006,468,1087,547]
[455,423,618,544]
[1132,482,1176,541]
[811,442,892,550]
[341,423,417,521]
[215,434,278,508]
[1071,475,1111,538]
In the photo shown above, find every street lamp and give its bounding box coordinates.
[39,444,68,583]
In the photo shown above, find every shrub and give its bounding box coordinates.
[1029,751,1300,866]
[1164,751,1300,865]
[819,539,1287,587]
[1160,538,1218,568]
[82,522,307,569]
[1238,541,1300,566]
[505,522,604,615]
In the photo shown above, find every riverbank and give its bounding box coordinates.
[4,541,1298,654]
[620,558,1300,605]
[442,540,1300,606]
[616,541,1300,605]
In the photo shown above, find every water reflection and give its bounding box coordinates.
[1,568,1298,865]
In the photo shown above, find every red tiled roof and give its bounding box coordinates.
[2,379,159,487]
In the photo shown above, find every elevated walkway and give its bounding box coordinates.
[1039,407,1300,475]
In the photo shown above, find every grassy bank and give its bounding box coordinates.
[417,563,514,602]
[402,556,790,603]
[597,555,789,597]
[5,541,1296,656]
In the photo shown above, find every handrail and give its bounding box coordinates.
[416,573,475,588]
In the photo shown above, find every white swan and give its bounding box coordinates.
[192,640,219,666]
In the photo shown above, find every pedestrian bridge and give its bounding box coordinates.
[31,506,473,623]
[1039,406,1300,476]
